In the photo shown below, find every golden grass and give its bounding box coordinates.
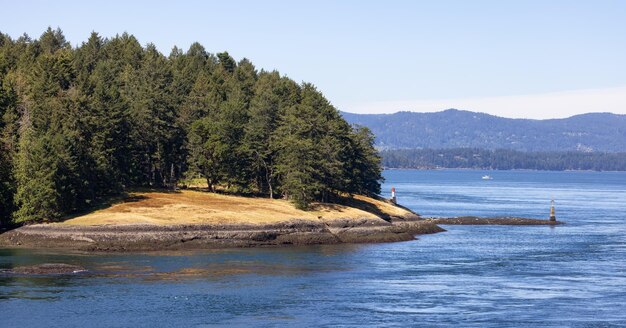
[61,190,413,226]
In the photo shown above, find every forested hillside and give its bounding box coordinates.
[342,109,626,152]
[382,148,626,171]
[0,28,382,225]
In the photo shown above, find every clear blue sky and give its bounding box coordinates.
[2,0,626,118]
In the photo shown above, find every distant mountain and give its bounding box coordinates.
[341,109,626,152]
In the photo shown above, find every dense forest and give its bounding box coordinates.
[382,148,626,171]
[0,28,382,226]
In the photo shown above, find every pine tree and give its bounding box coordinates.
[0,36,20,224]
[273,84,334,208]
[84,60,132,193]
[346,126,383,195]
[234,58,257,107]
[273,128,320,209]
[14,110,60,222]
[38,27,69,55]
[217,51,236,74]
[243,72,281,197]
[124,44,184,187]
[14,29,80,222]
[187,117,226,192]
[217,88,250,191]
[0,143,13,225]
[179,70,212,129]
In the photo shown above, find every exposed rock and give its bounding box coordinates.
[2,263,86,275]
[0,215,559,252]
[0,216,443,252]
[425,216,563,225]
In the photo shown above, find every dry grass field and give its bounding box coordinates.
[61,190,413,226]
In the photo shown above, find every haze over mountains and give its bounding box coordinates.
[341,109,626,152]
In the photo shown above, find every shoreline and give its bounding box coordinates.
[0,216,444,252]
[425,216,563,225]
[1,190,447,252]
[0,216,561,252]
[383,167,625,173]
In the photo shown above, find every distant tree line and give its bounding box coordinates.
[381,148,626,171]
[0,28,382,225]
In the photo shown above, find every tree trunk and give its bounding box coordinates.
[206,177,213,192]
[265,168,273,199]
[170,163,176,190]
[268,181,273,199]
[261,157,273,199]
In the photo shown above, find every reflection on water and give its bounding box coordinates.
[1,170,626,326]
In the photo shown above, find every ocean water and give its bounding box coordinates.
[1,169,625,327]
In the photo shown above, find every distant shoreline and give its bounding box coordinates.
[380,148,626,172]
[383,167,626,173]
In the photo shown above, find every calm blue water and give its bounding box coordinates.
[1,170,625,327]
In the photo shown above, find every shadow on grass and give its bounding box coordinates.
[120,194,148,203]
[337,196,395,221]
[309,203,345,213]
[56,193,134,223]
[1,188,183,231]
[184,186,267,198]
[60,187,185,221]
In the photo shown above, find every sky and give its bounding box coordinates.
[2,0,626,119]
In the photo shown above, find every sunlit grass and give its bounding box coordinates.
[61,190,412,226]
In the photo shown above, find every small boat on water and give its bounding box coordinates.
[482,175,493,180]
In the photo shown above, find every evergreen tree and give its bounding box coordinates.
[187,117,226,192]
[217,51,236,73]
[38,27,69,55]
[0,39,19,224]
[234,58,257,107]
[14,30,80,222]
[124,44,183,187]
[84,60,132,192]
[346,126,383,195]
[74,31,104,92]
[273,84,335,208]
[14,110,60,222]
[169,42,211,100]
[216,88,250,191]
[187,88,250,192]
[273,128,320,209]
[243,71,281,197]
[0,143,13,225]
[179,70,212,129]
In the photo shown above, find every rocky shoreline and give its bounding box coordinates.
[426,216,563,225]
[0,263,87,275]
[0,216,445,252]
[0,215,562,252]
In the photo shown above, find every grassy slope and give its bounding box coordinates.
[61,190,413,226]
